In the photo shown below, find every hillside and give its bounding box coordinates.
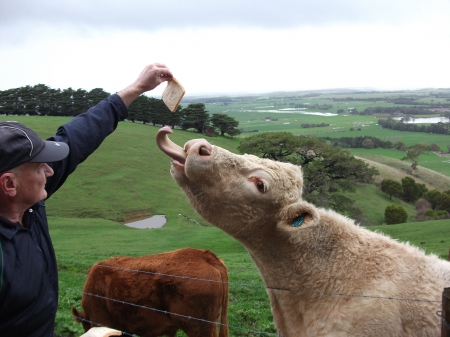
[354,155,450,191]
[1,115,446,226]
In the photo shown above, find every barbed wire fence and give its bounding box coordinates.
[58,258,443,337]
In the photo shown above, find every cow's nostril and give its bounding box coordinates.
[199,146,211,156]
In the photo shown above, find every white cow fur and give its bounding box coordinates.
[166,137,450,337]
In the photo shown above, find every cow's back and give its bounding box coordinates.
[74,248,229,337]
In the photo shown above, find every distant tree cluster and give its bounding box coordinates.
[322,136,394,149]
[381,177,450,224]
[127,95,181,127]
[0,85,241,137]
[378,118,450,135]
[365,106,428,115]
[381,177,427,203]
[179,103,240,137]
[301,123,330,128]
[416,195,450,220]
[380,177,450,222]
[0,84,110,116]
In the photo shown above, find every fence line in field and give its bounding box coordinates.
[59,258,441,304]
[63,290,279,337]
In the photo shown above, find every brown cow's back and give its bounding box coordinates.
[72,248,228,337]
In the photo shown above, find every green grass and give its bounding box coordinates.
[368,220,450,260]
[1,112,449,337]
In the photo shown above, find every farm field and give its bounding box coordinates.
[53,215,449,337]
[1,87,449,337]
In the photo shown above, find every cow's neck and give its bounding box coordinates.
[238,222,334,290]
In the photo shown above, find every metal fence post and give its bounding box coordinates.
[442,287,450,337]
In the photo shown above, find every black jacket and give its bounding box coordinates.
[0,94,128,337]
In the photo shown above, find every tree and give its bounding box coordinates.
[128,95,151,123]
[384,205,408,224]
[441,190,450,213]
[362,138,374,149]
[210,113,240,137]
[401,176,427,203]
[422,189,443,210]
[237,132,301,162]
[180,103,210,133]
[380,179,403,200]
[428,143,440,152]
[401,143,428,175]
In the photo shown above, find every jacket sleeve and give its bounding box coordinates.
[44,94,128,198]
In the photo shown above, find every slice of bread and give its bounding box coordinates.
[162,78,185,112]
[80,327,122,337]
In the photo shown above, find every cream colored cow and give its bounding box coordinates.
[156,126,450,337]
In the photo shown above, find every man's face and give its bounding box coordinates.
[15,162,54,206]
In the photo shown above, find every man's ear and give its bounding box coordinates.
[277,200,320,230]
[0,173,18,197]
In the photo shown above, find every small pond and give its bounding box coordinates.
[124,215,167,229]
[393,117,450,124]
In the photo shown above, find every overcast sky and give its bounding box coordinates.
[1,0,449,97]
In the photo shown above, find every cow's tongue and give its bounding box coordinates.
[156,126,186,164]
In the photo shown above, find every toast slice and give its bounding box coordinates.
[80,327,122,337]
[162,78,185,112]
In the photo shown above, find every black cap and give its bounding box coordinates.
[0,121,69,173]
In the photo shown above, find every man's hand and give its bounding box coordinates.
[118,63,173,107]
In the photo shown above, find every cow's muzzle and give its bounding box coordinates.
[156,126,213,165]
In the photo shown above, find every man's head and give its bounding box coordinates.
[0,121,69,173]
[0,121,69,210]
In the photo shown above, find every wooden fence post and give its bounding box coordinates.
[442,287,450,337]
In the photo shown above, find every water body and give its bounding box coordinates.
[125,215,167,229]
[247,109,337,116]
[393,117,450,124]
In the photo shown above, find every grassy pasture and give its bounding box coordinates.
[1,90,449,337]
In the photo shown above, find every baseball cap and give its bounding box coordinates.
[0,121,69,173]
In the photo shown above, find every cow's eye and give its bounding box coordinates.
[256,180,265,193]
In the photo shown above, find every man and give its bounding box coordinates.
[0,63,173,336]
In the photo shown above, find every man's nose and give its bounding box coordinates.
[44,163,54,177]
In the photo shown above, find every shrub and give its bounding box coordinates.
[422,189,443,210]
[384,205,408,224]
[423,209,437,218]
[436,210,449,218]
[415,198,432,216]
[429,143,440,151]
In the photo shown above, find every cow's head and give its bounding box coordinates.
[157,127,319,240]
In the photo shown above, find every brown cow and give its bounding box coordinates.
[156,126,450,337]
[72,248,229,337]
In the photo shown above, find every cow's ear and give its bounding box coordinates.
[277,201,320,230]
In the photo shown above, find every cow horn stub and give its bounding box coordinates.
[156,126,186,164]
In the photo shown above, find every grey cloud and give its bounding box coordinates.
[1,0,445,32]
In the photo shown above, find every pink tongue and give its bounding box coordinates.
[156,126,186,164]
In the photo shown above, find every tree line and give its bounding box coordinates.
[0,85,240,137]
[378,118,450,135]
[0,84,110,116]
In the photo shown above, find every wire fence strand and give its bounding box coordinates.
[59,258,442,304]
